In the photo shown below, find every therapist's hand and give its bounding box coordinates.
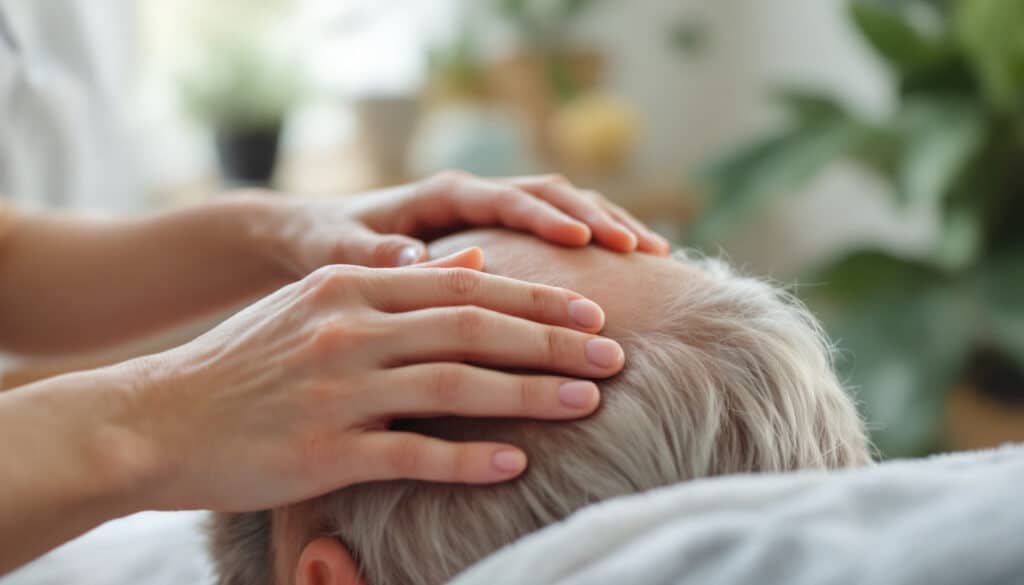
[254,171,669,278]
[126,248,623,512]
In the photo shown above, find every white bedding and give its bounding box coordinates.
[1,511,213,585]
[5,445,1024,585]
[452,444,1024,585]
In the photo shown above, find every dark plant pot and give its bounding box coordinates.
[215,126,282,187]
[946,347,1024,451]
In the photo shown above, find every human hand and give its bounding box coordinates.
[257,171,669,276]
[125,248,624,512]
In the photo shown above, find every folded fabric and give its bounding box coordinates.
[451,444,1024,585]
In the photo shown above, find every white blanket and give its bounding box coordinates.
[452,444,1024,585]
[6,445,1024,585]
[2,511,213,585]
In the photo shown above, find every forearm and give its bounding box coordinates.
[0,365,155,574]
[0,195,291,354]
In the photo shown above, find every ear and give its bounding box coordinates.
[294,537,366,585]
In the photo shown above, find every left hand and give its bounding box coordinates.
[256,171,670,276]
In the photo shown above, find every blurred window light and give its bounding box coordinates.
[293,0,459,95]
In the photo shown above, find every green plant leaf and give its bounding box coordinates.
[775,89,849,126]
[895,96,986,206]
[804,250,973,457]
[975,248,1024,369]
[932,196,983,272]
[693,120,861,243]
[563,0,603,19]
[177,32,302,130]
[955,0,1024,112]
[850,0,948,72]
[670,19,711,56]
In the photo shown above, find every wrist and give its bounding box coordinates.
[76,360,167,515]
[213,190,300,283]
[0,364,161,520]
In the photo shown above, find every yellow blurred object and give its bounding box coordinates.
[550,93,641,174]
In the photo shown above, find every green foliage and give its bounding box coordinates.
[850,0,950,73]
[493,0,607,101]
[805,251,972,455]
[670,19,712,56]
[178,32,302,132]
[496,0,605,49]
[957,0,1024,111]
[427,28,488,98]
[694,0,1024,457]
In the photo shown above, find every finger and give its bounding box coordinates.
[444,178,592,247]
[412,247,486,271]
[604,204,671,255]
[509,177,638,253]
[363,266,606,332]
[344,227,428,267]
[384,307,624,378]
[369,363,600,419]
[356,432,528,483]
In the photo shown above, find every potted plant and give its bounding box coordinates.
[179,32,302,186]
[486,0,610,153]
[693,0,1024,457]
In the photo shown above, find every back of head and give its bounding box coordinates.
[211,250,871,585]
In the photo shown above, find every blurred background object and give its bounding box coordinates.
[5,0,1023,460]
[694,0,1024,457]
[178,30,303,186]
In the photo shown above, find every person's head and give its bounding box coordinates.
[210,229,871,585]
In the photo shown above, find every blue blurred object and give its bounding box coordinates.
[409,104,539,178]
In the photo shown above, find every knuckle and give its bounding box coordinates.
[389,436,426,476]
[543,327,573,367]
[430,365,466,406]
[307,320,349,358]
[452,307,488,342]
[497,187,527,206]
[371,240,403,267]
[545,173,570,186]
[452,448,474,482]
[304,265,361,302]
[442,268,481,298]
[306,317,367,360]
[432,169,472,189]
[529,285,559,319]
[517,377,540,413]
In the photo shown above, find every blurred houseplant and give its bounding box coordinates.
[488,0,640,174]
[694,0,1024,457]
[413,29,538,178]
[178,32,301,185]
[495,0,607,100]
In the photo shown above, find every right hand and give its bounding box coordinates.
[127,247,624,512]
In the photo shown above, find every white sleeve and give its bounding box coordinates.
[0,0,142,210]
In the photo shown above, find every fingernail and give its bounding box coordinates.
[559,381,599,409]
[398,246,421,266]
[568,299,604,329]
[585,338,624,369]
[492,449,527,474]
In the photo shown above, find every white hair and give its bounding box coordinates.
[210,250,871,585]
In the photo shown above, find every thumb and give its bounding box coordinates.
[412,247,486,270]
[347,230,427,268]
